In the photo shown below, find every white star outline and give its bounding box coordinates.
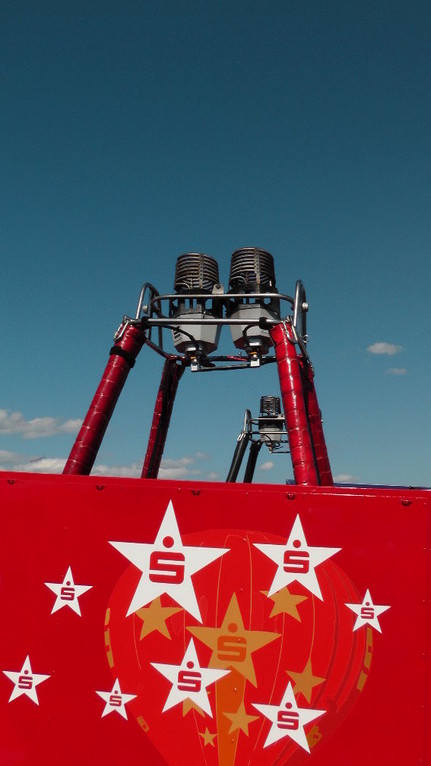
[96,678,137,719]
[3,655,50,705]
[109,500,229,621]
[252,681,325,751]
[345,588,391,632]
[253,514,341,599]
[45,565,93,615]
[151,638,230,716]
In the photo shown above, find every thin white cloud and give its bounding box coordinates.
[159,456,195,468]
[60,419,83,432]
[334,473,360,484]
[259,461,274,472]
[57,455,206,479]
[91,462,142,477]
[206,471,220,481]
[92,454,217,480]
[158,454,205,479]
[0,409,82,439]
[386,367,407,376]
[158,467,201,479]
[0,450,30,470]
[0,450,218,481]
[0,450,23,463]
[367,342,403,356]
[0,456,66,473]
[25,457,66,473]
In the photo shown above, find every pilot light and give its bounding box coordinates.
[169,253,223,358]
[226,247,280,364]
[226,394,288,483]
[258,395,285,451]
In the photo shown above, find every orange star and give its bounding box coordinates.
[223,700,259,736]
[135,597,182,639]
[262,587,307,620]
[188,593,280,686]
[182,698,206,717]
[199,728,217,747]
[287,658,325,702]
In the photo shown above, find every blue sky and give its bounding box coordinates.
[1,0,430,486]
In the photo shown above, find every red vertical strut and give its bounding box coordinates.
[63,321,146,475]
[270,322,319,486]
[141,358,185,479]
[299,357,334,486]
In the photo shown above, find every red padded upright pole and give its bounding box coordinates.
[270,322,319,486]
[141,358,185,479]
[63,321,146,475]
[299,356,334,486]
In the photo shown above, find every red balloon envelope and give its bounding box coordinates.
[105,508,371,766]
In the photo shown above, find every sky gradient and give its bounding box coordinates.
[1,0,430,486]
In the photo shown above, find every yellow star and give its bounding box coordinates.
[262,587,307,620]
[287,658,325,702]
[135,597,182,639]
[188,593,280,686]
[223,700,259,736]
[199,727,217,747]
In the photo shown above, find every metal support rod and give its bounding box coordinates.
[63,321,146,475]
[141,358,185,479]
[269,322,320,486]
[243,441,262,483]
[226,431,250,482]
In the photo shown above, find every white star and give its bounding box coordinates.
[254,515,341,599]
[252,681,325,752]
[45,566,93,615]
[3,656,50,705]
[109,500,229,621]
[151,638,230,716]
[345,589,390,632]
[96,678,137,719]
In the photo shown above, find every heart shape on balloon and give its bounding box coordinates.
[105,505,372,766]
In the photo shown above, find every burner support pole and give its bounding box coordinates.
[270,322,319,486]
[63,321,146,475]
